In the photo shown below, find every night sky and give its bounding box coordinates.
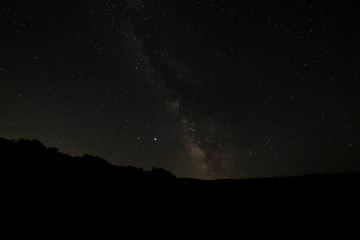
[1,1,359,179]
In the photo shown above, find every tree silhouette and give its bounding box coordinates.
[151,167,177,181]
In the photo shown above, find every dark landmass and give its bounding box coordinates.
[2,138,359,239]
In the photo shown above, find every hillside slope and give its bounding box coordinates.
[1,137,359,239]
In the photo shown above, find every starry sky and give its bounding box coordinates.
[1,0,360,179]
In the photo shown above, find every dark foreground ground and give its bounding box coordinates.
[2,138,359,239]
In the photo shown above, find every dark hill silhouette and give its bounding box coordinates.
[1,137,359,239]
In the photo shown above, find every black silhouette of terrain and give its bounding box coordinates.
[2,137,359,239]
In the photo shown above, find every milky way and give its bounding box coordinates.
[1,1,359,179]
[121,0,240,178]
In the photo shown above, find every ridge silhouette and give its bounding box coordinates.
[1,137,359,239]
